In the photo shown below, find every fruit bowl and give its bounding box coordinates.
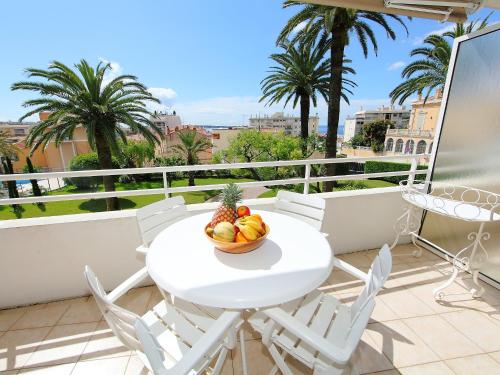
[204,223,270,254]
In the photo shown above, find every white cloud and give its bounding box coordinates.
[98,57,124,85]
[291,20,308,34]
[388,61,405,71]
[148,87,177,100]
[161,95,394,126]
[412,20,499,46]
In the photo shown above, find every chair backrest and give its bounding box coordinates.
[341,246,392,353]
[274,191,326,230]
[135,318,169,375]
[136,196,187,246]
[378,244,392,285]
[84,266,142,351]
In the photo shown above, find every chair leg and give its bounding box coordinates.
[267,351,287,375]
[212,347,228,375]
[239,329,248,375]
[267,343,294,375]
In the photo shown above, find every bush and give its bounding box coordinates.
[66,153,120,189]
[364,161,427,184]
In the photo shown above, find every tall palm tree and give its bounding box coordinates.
[260,39,356,154]
[391,15,491,104]
[171,129,211,186]
[0,130,19,162]
[278,1,408,190]
[12,59,163,211]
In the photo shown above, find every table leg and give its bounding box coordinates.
[433,222,490,300]
[391,205,423,258]
[240,329,248,375]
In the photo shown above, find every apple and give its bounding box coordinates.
[237,205,251,217]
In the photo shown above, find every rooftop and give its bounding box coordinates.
[1,245,500,374]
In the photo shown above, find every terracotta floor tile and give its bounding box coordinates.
[0,308,27,331]
[231,340,274,375]
[71,355,131,375]
[80,321,131,361]
[57,297,102,325]
[399,361,454,375]
[445,354,500,375]
[11,304,69,330]
[440,310,500,352]
[378,287,435,319]
[18,362,76,374]
[0,327,52,371]
[403,315,482,360]
[351,330,394,374]
[366,320,439,368]
[24,322,97,368]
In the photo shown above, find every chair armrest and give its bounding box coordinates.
[171,311,242,375]
[136,245,148,255]
[333,258,369,283]
[263,307,351,365]
[107,267,149,303]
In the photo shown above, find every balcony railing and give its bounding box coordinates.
[0,154,429,206]
[386,129,434,138]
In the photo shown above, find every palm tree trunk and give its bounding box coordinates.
[95,129,120,211]
[300,93,310,157]
[324,21,348,192]
[187,155,195,187]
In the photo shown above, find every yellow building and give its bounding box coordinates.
[384,90,442,156]
[3,113,92,173]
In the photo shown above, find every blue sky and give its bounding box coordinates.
[0,0,497,126]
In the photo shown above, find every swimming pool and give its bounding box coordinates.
[16,179,31,185]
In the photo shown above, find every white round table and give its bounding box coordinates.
[146,210,333,309]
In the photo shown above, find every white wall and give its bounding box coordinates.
[0,187,408,309]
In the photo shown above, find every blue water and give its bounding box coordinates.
[318,124,344,136]
[16,180,31,185]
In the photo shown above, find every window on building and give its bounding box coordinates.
[405,140,415,154]
[416,140,427,154]
[416,111,426,130]
[395,139,404,153]
[386,138,394,151]
[212,133,220,139]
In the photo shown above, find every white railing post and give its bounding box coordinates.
[162,171,169,198]
[303,164,311,195]
[408,156,418,185]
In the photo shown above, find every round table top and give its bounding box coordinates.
[146,210,333,309]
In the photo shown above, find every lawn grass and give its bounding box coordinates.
[0,177,254,220]
[258,179,396,198]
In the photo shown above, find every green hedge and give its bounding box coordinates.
[364,161,427,184]
[66,153,120,189]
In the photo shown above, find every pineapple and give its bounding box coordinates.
[210,183,242,227]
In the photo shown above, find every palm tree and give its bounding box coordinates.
[0,130,19,162]
[278,1,408,190]
[12,59,163,211]
[391,15,491,104]
[171,129,211,186]
[260,39,356,154]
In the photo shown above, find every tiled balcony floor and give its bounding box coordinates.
[1,245,500,374]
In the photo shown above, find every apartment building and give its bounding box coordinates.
[248,112,319,136]
[343,105,410,142]
[151,111,182,133]
[384,91,442,156]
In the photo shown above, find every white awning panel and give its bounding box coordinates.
[303,0,500,22]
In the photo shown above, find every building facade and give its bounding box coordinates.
[248,112,319,136]
[343,105,410,142]
[384,91,442,156]
[156,125,212,164]
[151,111,182,133]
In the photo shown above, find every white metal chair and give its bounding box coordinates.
[248,245,391,375]
[136,196,187,255]
[274,190,388,285]
[84,266,244,374]
[274,191,326,231]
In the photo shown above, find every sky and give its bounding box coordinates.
[0,0,497,126]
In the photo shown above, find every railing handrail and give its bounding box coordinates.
[0,154,429,206]
[0,154,425,182]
